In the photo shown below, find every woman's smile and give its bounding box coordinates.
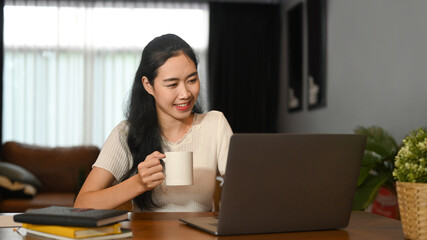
[175,102,191,111]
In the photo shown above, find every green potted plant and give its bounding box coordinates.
[393,127,427,240]
[352,126,398,211]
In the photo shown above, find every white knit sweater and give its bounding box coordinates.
[93,111,233,212]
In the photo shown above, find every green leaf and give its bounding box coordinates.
[361,151,382,167]
[357,167,370,187]
[355,126,398,158]
[357,151,386,188]
[352,172,389,211]
[353,126,399,210]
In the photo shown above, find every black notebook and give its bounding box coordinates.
[14,206,129,227]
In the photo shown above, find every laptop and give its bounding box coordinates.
[179,133,366,236]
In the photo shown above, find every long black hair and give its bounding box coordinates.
[122,34,202,210]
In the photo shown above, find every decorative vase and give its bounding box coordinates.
[396,181,427,240]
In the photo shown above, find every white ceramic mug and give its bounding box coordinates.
[163,152,193,186]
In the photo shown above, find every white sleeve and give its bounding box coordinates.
[217,112,233,176]
[93,121,133,181]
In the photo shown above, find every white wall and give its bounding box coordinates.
[277,0,427,143]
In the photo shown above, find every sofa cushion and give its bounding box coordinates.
[0,162,42,189]
[1,142,100,193]
[0,162,42,199]
[0,175,37,199]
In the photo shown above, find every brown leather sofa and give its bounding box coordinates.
[0,141,100,212]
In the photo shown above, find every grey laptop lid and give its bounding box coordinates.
[180,133,366,236]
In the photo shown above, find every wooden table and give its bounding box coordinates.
[1,211,404,239]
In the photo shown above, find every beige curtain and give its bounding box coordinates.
[3,1,209,147]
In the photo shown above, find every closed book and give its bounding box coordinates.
[25,228,133,240]
[14,206,128,227]
[22,223,121,238]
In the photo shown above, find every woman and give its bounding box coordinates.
[74,34,233,212]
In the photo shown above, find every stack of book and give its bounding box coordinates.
[13,206,132,240]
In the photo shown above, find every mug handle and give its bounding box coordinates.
[160,159,165,172]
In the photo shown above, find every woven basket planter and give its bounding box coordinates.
[396,181,427,240]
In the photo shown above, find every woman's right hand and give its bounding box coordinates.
[137,151,166,191]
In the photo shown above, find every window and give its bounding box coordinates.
[3,1,209,147]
